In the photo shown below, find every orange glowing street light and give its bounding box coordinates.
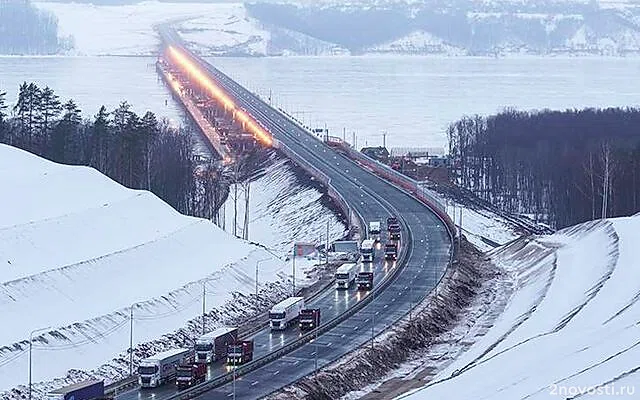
[166,46,273,147]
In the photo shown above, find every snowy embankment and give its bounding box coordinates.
[0,144,337,397]
[398,215,640,399]
[223,156,347,284]
[445,199,521,252]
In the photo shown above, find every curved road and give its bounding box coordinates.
[118,37,452,400]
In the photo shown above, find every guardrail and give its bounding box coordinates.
[165,213,410,400]
[274,109,456,242]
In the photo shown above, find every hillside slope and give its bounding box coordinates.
[0,144,300,394]
[398,215,640,399]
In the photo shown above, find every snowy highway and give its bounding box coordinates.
[119,34,453,400]
[195,55,452,400]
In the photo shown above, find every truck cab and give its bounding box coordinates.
[368,221,381,242]
[176,362,206,389]
[360,239,375,262]
[384,242,398,260]
[356,271,374,291]
[299,308,321,331]
[227,340,254,365]
[388,223,401,240]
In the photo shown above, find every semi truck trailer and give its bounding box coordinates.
[46,380,104,400]
[175,362,206,389]
[270,296,305,330]
[356,271,374,291]
[368,221,381,242]
[195,327,238,363]
[299,308,321,331]
[138,348,191,388]
[385,242,398,260]
[335,262,357,289]
[360,238,375,262]
[227,340,254,365]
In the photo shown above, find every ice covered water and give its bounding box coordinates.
[1,55,638,149]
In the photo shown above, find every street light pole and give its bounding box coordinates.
[292,244,296,296]
[29,326,50,400]
[202,282,207,335]
[256,258,269,300]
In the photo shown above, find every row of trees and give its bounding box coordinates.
[0,83,226,220]
[0,0,71,54]
[447,108,640,228]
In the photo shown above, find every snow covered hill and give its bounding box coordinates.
[0,144,326,395]
[397,215,640,399]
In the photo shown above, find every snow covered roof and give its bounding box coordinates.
[336,263,357,274]
[197,327,237,341]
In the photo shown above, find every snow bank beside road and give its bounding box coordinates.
[0,144,288,393]
[223,157,347,283]
[399,216,640,399]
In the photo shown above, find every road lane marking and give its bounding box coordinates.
[273,370,280,376]
[251,381,259,386]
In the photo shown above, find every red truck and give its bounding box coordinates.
[226,340,254,365]
[299,308,321,331]
[175,362,206,389]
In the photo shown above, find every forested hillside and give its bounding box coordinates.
[0,0,69,54]
[0,84,224,220]
[448,108,640,228]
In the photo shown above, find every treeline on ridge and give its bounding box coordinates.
[0,83,224,221]
[0,0,71,54]
[448,107,640,229]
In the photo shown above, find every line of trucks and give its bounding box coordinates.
[49,218,401,399]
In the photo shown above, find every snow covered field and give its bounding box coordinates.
[0,144,323,395]
[397,215,640,399]
[34,2,267,56]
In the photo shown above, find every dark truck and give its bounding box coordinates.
[386,216,398,227]
[385,242,398,260]
[299,308,321,331]
[388,223,401,240]
[227,340,254,365]
[175,362,206,390]
[46,380,105,400]
[356,271,374,290]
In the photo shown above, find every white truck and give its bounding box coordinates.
[269,296,305,330]
[335,262,358,289]
[195,327,238,364]
[368,221,381,242]
[360,239,375,262]
[138,348,191,388]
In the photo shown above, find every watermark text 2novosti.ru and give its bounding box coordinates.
[550,384,635,397]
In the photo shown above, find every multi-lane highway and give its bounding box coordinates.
[119,32,453,400]
[193,55,452,399]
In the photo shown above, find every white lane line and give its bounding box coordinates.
[311,351,316,356]
[341,334,346,338]
[354,326,359,331]
[251,381,259,386]
[273,370,280,376]
[364,318,369,323]
[384,304,389,309]
[375,311,380,315]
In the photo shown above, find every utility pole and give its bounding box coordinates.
[232,365,236,400]
[256,258,269,300]
[129,304,136,376]
[459,206,463,248]
[202,282,207,335]
[371,288,375,351]
[326,219,330,266]
[314,326,318,373]
[292,244,296,296]
[29,327,50,400]
[343,127,346,142]
[243,181,250,240]
[382,130,387,148]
